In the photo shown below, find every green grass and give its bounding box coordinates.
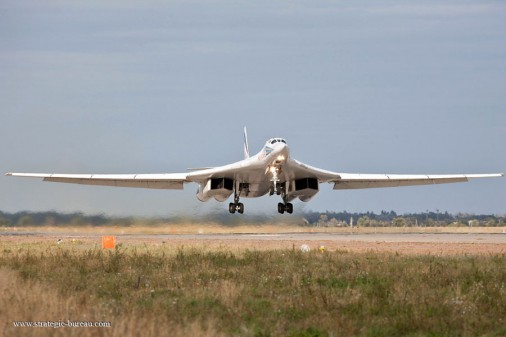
[1,244,505,336]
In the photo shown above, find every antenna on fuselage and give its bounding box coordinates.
[243,126,250,159]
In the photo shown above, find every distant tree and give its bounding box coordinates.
[357,216,371,227]
[316,214,329,227]
[69,214,86,226]
[392,218,405,227]
[0,215,10,226]
[16,215,33,227]
[44,216,56,227]
[485,219,497,227]
[328,218,342,227]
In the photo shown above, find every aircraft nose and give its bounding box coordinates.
[274,142,289,160]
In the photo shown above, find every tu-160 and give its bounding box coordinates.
[6,128,503,214]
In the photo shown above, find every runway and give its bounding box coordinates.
[143,232,506,244]
[2,231,505,254]
[2,231,505,243]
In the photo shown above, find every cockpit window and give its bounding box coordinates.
[268,138,287,144]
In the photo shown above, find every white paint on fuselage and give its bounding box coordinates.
[187,139,290,198]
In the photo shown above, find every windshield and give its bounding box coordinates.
[269,138,287,145]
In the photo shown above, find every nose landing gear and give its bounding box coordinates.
[271,181,293,214]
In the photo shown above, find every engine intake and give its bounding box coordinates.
[295,178,318,190]
[197,178,234,202]
[286,177,319,202]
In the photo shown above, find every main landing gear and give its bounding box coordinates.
[228,180,294,215]
[229,183,245,214]
[229,202,244,214]
[278,202,293,214]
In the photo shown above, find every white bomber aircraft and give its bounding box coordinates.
[6,128,503,214]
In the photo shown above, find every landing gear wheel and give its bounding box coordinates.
[278,203,285,214]
[277,202,293,214]
[229,203,236,214]
[230,182,245,214]
[286,203,293,214]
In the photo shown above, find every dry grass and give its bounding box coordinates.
[1,241,505,337]
[0,266,224,337]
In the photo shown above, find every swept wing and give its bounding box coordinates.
[5,173,189,189]
[284,160,502,189]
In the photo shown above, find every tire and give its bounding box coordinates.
[229,203,236,214]
[238,203,244,214]
[286,203,293,214]
[278,203,285,214]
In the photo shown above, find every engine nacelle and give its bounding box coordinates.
[196,178,234,202]
[286,177,319,202]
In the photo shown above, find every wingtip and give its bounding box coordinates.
[5,172,12,176]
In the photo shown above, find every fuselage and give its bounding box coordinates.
[190,138,293,201]
[242,138,290,197]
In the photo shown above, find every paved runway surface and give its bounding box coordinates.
[125,232,505,244]
[2,231,505,244]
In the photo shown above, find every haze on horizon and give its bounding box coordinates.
[1,1,505,217]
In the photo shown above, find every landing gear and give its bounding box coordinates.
[229,202,244,214]
[277,202,284,214]
[277,202,293,214]
[286,202,293,214]
[229,182,245,214]
[269,181,284,196]
[268,163,292,213]
[272,181,293,214]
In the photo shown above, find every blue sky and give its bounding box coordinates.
[1,0,505,216]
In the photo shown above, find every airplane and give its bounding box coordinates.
[5,128,503,214]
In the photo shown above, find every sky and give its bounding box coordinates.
[1,0,505,217]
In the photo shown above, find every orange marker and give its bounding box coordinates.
[102,236,116,249]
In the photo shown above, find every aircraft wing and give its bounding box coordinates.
[332,173,503,189]
[285,160,503,189]
[5,172,189,189]
[6,166,503,191]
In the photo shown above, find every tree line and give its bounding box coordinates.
[0,210,504,227]
[303,210,505,227]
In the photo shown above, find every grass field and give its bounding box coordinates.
[1,239,505,337]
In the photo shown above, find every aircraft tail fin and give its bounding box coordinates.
[243,126,250,159]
